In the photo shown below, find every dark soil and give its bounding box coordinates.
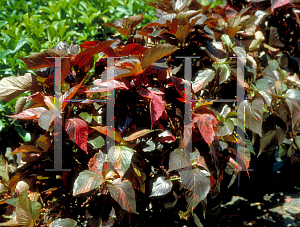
[218,157,300,227]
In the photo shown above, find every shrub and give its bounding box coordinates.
[1,0,300,227]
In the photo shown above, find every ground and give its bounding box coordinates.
[218,159,300,227]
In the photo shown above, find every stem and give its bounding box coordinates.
[170,177,180,181]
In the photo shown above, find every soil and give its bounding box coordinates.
[218,157,300,227]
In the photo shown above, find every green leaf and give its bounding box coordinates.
[13,40,27,54]
[217,64,230,85]
[16,191,41,227]
[73,170,103,196]
[6,198,19,207]
[266,60,279,71]
[232,46,246,59]
[47,26,56,42]
[192,69,215,93]
[107,180,138,214]
[79,112,92,123]
[0,120,2,131]
[254,78,272,107]
[238,96,264,136]
[91,115,102,124]
[249,39,262,51]
[39,6,52,14]
[88,136,105,149]
[245,139,255,155]
[221,34,234,49]
[217,119,234,137]
[14,126,31,142]
[49,218,77,227]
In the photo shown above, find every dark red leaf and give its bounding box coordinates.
[117,43,148,56]
[80,41,101,49]
[141,44,178,69]
[72,40,115,69]
[140,89,166,128]
[65,118,89,154]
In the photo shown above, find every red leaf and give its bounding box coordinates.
[72,40,115,69]
[193,113,218,145]
[65,118,89,154]
[8,107,47,120]
[140,89,166,128]
[80,41,101,49]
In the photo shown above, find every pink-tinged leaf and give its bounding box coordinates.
[285,197,292,203]
[8,107,47,120]
[140,89,166,128]
[193,113,218,145]
[107,180,138,214]
[271,0,291,11]
[124,129,154,141]
[9,145,42,156]
[73,170,104,196]
[66,118,88,154]
[86,79,129,93]
[88,151,106,177]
